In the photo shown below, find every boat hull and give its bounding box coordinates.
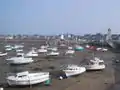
[7,73,50,86]
[0,53,7,56]
[38,49,47,53]
[7,77,50,86]
[85,65,105,70]
[7,60,33,64]
[64,67,86,77]
[25,54,38,57]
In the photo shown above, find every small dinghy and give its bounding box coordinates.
[0,52,7,56]
[6,55,34,64]
[60,64,86,78]
[84,57,105,70]
[6,71,50,86]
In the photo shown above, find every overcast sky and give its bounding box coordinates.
[0,0,120,35]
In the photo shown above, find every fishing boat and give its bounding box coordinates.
[6,71,50,86]
[61,64,86,77]
[25,49,38,57]
[84,57,105,70]
[6,55,33,64]
[0,52,7,56]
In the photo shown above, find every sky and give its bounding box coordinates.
[0,0,120,35]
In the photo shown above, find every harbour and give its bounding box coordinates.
[0,39,118,90]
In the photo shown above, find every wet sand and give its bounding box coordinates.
[0,40,118,90]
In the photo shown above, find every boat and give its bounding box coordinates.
[85,45,90,48]
[5,47,13,51]
[65,50,75,55]
[96,47,108,52]
[6,71,50,86]
[46,51,60,56]
[0,52,7,56]
[61,64,86,77]
[6,56,33,64]
[84,57,105,70]
[101,48,108,52]
[5,45,12,48]
[60,44,66,47]
[65,49,75,55]
[38,47,47,53]
[16,52,24,56]
[75,45,84,51]
[47,47,58,51]
[68,46,73,50]
[16,49,23,52]
[14,45,24,49]
[25,50,38,57]
[40,45,48,49]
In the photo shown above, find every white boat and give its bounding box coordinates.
[16,49,23,52]
[38,48,47,53]
[96,48,108,52]
[68,46,73,49]
[14,45,24,49]
[65,50,75,55]
[62,64,86,77]
[16,52,24,56]
[86,45,90,48]
[96,47,102,51]
[40,45,48,49]
[48,47,58,51]
[6,71,50,86]
[101,48,108,52]
[25,50,38,57]
[5,45,12,48]
[6,56,33,64]
[85,57,105,70]
[5,48,13,51]
[47,51,59,56]
[60,44,66,47]
[0,52,7,56]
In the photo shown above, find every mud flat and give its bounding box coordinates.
[0,41,117,90]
